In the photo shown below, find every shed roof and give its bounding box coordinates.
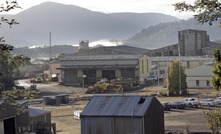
[81,95,157,117]
[29,108,50,117]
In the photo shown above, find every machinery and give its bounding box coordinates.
[85,77,140,94]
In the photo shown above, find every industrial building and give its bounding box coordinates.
[150,29,221,56]
[59,54,151,86]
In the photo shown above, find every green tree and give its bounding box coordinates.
[212,48,221,91]
[203,108,221,134]
[166,61,187,95]
[0,1,30,91]
[173,0,221,26]
[0,0,20,51]
[0,44,30,90]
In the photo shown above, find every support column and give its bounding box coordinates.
[115,69,121,78]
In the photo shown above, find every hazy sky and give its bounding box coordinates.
[3,0,194,19]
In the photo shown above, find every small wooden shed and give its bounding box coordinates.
[80,95,164,134]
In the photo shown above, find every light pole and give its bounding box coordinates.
[82,74,86,89]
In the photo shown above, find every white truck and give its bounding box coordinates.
[183,98,200,108]
[145,75,158,82]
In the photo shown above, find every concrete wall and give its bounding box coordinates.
[139,55,151,80]
[0,121,4,134]
[186,76,212,88]
[178,29,208,56]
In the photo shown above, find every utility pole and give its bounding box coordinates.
[49,32,52,60]
[178,44,182,95]
[49,32,52,81]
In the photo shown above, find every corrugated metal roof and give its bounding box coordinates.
[70,45,149,56]
[81,95,155,117]
[29,108,50,117]
[63,55,142,61]
[59,64,137,69]
[151,56,213,62]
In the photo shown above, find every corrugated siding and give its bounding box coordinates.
[81,96,153,117]
[64,69,77,85]
[121,68,135,78]
[81,117,143,134]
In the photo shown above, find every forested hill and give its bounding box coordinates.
[0,2,179,47]
[125,18,221,49]
[12,45,79,59]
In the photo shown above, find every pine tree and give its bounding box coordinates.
[166,61,187,95]
[212,49,221,91]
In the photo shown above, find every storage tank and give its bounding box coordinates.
[43,96,55,105]
[55,94,69,105]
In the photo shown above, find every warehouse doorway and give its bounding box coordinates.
[83,70,96,84]
[102,70,115,80]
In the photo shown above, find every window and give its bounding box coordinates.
[206,80,210,86]
[160,70,165,75]
[196,80,199,86]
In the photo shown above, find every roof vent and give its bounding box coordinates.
[138,97,145,104]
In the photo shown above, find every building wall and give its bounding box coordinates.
[178,29,208,56]
[30,113,51,132]
[115,69,121,78]
[0,121,4,134]
[151,57,211,77]
[186,76,212,88]
[139,55,151,80]
[49,63,61,77]
[63,69,78,85]
[81,117,143,134]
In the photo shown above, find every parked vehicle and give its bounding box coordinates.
[214,97,221,105]
[145,75,158,82]
[159,74,166,80]
[170,101,185,109]
[35,77,43,83]
[183,98,200,107]
[200,98,217,107]
[161,102,171,111]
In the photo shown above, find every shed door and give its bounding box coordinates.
[121,68,135,78]
[64,69,77,85]
[4,117,15,134]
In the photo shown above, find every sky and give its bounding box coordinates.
[2,0,195,20]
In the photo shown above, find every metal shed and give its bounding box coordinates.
[80,95,164,134]
[29,108,53,133]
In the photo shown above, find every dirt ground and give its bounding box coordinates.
[24,80,216,134]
